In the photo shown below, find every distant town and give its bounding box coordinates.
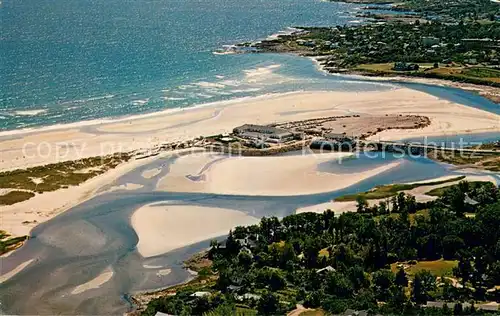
[236,0,500,102]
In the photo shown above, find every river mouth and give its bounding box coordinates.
[1,73,499,314]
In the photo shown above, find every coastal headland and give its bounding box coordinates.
[240,0,500,104]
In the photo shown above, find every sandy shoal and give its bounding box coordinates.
[156,152,400,196]
[142,168,162,179]
[1,89,499,240]
[71,267,114,295]
[105,182,144,193]
[0,150,183,238]
[2,89,499,171]
[0,259,34,284]
[131,204,260,257]
[296,174,497,215]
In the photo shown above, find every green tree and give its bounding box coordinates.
[412,270,436,304]
[356,195,368,213]
[325,272,354,299]
[442,235,465,260]
[372,269,395,301]
[257,292,279,315]
[395,267,409,288]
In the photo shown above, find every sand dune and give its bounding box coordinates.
[156,152,401,196]
[131,203,260,257]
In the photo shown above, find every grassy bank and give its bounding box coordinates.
[425,181,491,197]
[0,153,131,205]
[428,149,500,172]
[334,175,466,201]
[0,230,28,255]
[0,191,36,205]
[354,64,500,88]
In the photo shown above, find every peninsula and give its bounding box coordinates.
[238,0,500,102]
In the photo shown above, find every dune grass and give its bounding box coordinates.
[0,153,130,193]
[0,191,36,205]
[0,153,130,205]
[0,230,28,255]
[335,176,466,202]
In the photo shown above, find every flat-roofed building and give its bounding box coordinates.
[233,124,295,143]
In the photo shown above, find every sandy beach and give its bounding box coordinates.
[2,88,499,172]
[131,203,260,257]
[1,88,499,238]
[156,152,401,196]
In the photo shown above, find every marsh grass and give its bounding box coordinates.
[335,176,466,201]
[0,191,36,205]
[0,153,130,205]
[425,180,490,197]
[0,230,28,255]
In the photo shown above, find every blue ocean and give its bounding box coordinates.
[0,0,381,131]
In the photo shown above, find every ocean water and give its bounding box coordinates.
[0,0,380,131]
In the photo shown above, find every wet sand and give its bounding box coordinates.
[71,268,114,295]
[156,152,401,196]
[131,203,260,257]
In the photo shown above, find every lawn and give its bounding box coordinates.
[391,259,458,277]
[355,63,394,72]
[334,176,465,201]
[318,247,330,258]
[300,309,326,316]
[235,307,258,316]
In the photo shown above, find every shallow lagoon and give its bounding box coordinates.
[0,146,492,314]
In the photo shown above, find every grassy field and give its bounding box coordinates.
[299,309,326,316]
[334,176,465,201]
[462,67,500,83]
[391,259,458,277]
[425,180,490,197]
[0,230,28,255]
[355,63,500,86]
[0,153,130,205]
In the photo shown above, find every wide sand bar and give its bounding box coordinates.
[131,204,260,258]
[156,152,401,196]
